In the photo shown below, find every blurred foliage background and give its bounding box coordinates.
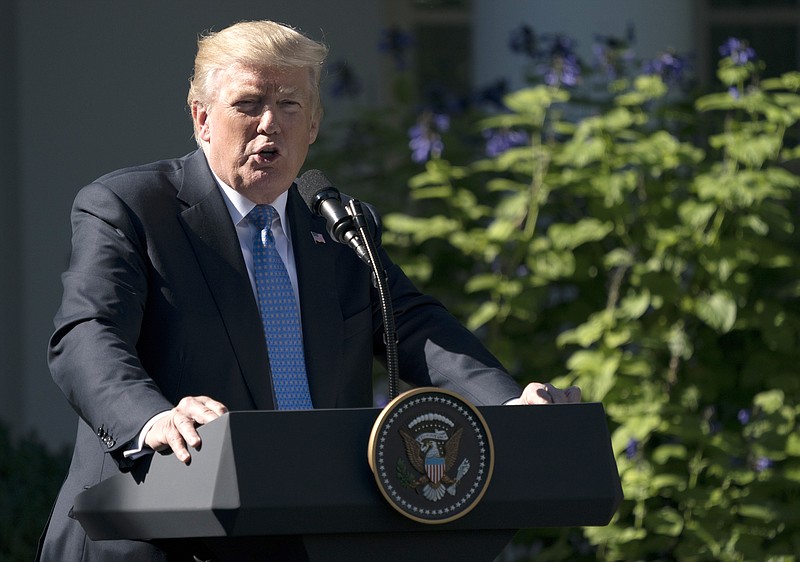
[5,23,800,562]
[309,27,800,562]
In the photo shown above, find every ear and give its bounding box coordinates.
[192,102,211,142]
[308,119,320,145]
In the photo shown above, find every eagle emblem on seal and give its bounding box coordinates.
[368,388,494,523]
[398,417,471,501]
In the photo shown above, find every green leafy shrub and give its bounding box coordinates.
[310,33,800,560]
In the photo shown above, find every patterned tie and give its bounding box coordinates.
[248,205,314,410]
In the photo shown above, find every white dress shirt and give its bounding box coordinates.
[215,177,301,309]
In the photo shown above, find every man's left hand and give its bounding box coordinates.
[520,383,582,404]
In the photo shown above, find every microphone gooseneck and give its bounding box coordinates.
[297,170,400,401]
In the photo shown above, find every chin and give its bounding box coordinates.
[241,175,293,202]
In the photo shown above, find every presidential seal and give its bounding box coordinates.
[368,387,494,524]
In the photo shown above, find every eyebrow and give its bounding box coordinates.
[275,84,305,98]
[227,83,306,102]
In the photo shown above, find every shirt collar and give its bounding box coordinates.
[211,171,291,232]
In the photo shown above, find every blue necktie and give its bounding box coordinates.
[248,205,313,410]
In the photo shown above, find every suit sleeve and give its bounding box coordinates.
[48,182,174,461]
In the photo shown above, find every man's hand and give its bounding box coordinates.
[520,383,582,405]
[144,396,228,464]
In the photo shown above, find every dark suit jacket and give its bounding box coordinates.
[37,150,521,561]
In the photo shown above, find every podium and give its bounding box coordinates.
[73,403,622,561]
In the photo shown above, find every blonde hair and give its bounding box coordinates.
[188,20,328,122]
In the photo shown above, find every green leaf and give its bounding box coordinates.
[558,311,614,347]
[618,290,651,320]
[693,292,737,333]
[526,249,576,284]
[464,273,500,294]
[466,300,499,331]
[737,503,778,523]
[604,248,635,269]
[753,389,785,414]
[652,444,689,464]
[645,506,685,537]
[616,75,668,105]
[762,71,800,91]
[696,92,739,113]
[786,432,800,456]
[504,85,570,118]
[383,214,460,243]
[547,218,613,250]
[565,349,619,401]
[678,200,717,230]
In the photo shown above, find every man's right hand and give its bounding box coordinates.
[144,396,228,464]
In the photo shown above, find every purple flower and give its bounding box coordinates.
[379,27,414,70]
[431,113,450,132]
[719,38,757,66]
[483,128,529,157]
[625,438,639,459]
[509,25,537,58]
[737,408,751,425]
[540,34,582,87]
[643,50,689,85]
[510,26,582,87]
[754,457,773,472]
[327,60,362,98]
[515,264,531,278]
[408,112,450,163]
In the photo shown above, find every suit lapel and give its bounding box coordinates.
[286,187,344,409]
[176,151,275,410]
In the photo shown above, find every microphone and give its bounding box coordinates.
[297,169,401,400]
[297,170,370,264]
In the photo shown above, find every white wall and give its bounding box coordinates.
[473,0,695,90]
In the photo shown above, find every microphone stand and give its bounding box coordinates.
[345,199,400,401]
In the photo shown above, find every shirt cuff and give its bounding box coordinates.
[122,410,171,459]
[503,397,523,405]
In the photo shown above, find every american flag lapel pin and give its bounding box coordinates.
[311,231,326,244]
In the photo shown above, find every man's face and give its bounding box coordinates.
[192,64,320,204]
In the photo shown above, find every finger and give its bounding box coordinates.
[176,396,228,424]
[546,384,570,404]
[521,383,551,405]
[201,398,229,417]
[164,418,192,464]
[565,386,582,403]
[174,413,202,449]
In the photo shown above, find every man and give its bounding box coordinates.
[37,20,579,561]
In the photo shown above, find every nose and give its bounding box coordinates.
[257,108,279,135]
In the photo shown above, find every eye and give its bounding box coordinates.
[233,99,261,113]
[279,99,302,111]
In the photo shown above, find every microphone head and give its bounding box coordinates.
[298,170,340,215]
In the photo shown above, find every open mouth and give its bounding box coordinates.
[255,148,279,162]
